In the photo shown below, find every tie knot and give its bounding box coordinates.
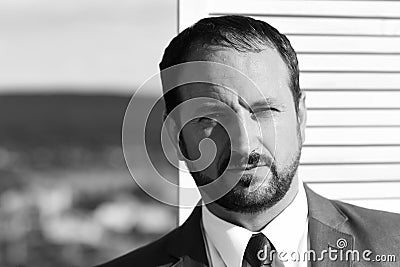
[244,233,275,267]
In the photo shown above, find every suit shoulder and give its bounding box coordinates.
[333,199,400,223]
[332,199,400,236]
[94,227,180,267]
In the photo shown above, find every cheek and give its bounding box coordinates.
[180,126,202,160]
[277,120,300,158]
[180,124,229,164]
[186,129,232,177]
[258,122,276,153]
[260,115,300,161]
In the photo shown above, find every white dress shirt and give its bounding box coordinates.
[201,181,309,267]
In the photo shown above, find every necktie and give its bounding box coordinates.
[243,233,275,267]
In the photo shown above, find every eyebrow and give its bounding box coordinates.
[194,97,284,115]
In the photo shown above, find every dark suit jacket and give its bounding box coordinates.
[96,184,400,266]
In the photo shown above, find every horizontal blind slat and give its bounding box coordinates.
[249,16,400,36]
[298,55,400,72]
[300,164,400,182]
[304,127,400,145]
[307,110,400,126]
[289,36,400,53]
[209,0,400,18]
[301,73,400,89]
[301,146,400,164]
[306,91,400,108]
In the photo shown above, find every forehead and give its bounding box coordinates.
[179,47,291,106]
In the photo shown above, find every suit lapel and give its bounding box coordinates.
[305,184,354,267]
[167,204,209,267]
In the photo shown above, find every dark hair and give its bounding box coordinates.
[159,15,301,114]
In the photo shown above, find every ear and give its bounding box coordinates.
[164,111,185,161]
[297,91,307,144]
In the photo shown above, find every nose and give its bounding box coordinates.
[228,109,262,157]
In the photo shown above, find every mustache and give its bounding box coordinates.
[228,152,273,169]
[218,147,273,174]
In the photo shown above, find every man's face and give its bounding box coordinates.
[172,47,305,213]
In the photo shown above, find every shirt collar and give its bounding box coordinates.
[202,180,308,267]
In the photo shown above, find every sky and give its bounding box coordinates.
[0,0,177,95]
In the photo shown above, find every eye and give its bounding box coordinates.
[251,108,280,119]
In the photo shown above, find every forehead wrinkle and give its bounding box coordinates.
[251,97,283,107]
[186,84,241,113]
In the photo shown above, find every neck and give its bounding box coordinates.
[205,176,299,232]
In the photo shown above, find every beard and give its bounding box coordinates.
[191,149,301,214]
[182,134,302,213]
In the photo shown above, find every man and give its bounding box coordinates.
[98,16,400,267]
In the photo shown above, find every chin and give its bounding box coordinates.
[215,165,297,213]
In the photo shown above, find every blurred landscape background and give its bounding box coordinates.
[0,0,178,266]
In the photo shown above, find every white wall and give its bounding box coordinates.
[178,0,400,223]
